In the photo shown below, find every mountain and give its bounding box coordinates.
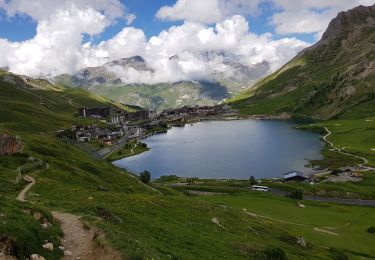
[0,70,333,260]
[230,4,375,119]
[54,55,270,111]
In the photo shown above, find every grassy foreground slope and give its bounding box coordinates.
[230,5,375,120]
[0,71,349,259]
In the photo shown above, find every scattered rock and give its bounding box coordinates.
[58,246,65,251]
[296,236,307,247]
[41,221,52,229]
[88,196,94,200]
[64,250,73,256]
[42,243,53,251]
[211,217,223,227]
[30,254,46,260]
[0,236,17,256]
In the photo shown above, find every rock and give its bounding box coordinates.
[296,236,307,247]
[33,212,43,221]
[64,250,73,256]
[0,134,22,156]
[42,243,53,251]
[297,203,306,208]
[98,185,110,192]
[88,196,93,200]
[58,246,65,251]
[211,217,223,227]
[30,254,46,260]
[41,222,52,229]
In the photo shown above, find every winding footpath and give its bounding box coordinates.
[16,168,121,260]
[323,127,374,171]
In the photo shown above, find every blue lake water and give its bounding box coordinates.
[113,120,324,179]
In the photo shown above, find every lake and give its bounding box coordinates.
[113,120,324,180]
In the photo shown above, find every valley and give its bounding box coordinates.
[0,3,375,260]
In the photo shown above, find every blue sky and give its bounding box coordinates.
[0,0,321,44]
[0,0,372,78]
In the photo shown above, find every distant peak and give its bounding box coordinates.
[321,4,375,41]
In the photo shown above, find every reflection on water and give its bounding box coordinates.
[114,120,323,180]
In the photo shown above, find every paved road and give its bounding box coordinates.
[269,189,375,207]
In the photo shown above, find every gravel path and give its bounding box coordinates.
[16,169,122,260]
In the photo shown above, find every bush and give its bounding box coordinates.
[287,190,303,200]
[139,170,151,183]
[329,248,348,260]
[367,226,375,234]
[249,176,257,186]
[330,169,342,176]
[263,247,287,260]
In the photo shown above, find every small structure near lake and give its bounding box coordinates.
[283,171,310,182]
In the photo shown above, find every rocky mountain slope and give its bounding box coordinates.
[55,55,270,111]
[231,4,375,119]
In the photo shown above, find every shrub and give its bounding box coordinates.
[139,170,151,183]
[263,247,287,260]
[367,226,375,234]
[249,176,257,186]
[329,248,348,260]
[330,169,342,176]
[287,190,303,200]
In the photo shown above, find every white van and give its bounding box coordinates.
[251,185,269,192]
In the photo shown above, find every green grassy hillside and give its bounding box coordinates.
[0,71,333,259]
[230,5,375,120]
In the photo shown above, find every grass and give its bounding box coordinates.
[201,192,375,258]
[1,71,375,259]
[106,141,149,162]
[299,118,375,168]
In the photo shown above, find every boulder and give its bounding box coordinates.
[296,236,307,247]
[0,134,22,156]
[30,254,46,260]
[42,243,53,251]
[64,250,73,256]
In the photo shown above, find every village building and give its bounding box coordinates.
[79,107,120,118]
[282,171,310,182]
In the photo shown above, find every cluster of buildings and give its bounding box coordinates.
[57,124,145,144]
[78,107,156,123]
[65,105,231,145]
[160,105,231,119]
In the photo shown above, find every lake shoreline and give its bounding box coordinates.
[113,119,324,180]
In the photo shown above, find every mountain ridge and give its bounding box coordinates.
[54,54,271,111]
[230,4,375,120]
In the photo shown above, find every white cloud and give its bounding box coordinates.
[0,0,371,84]
[0,0,135,76]
[270,0,375,35]
[156,0,262,24]
[92,15,308,85]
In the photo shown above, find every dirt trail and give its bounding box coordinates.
[323,127,374,170]
[52,212,122,260]
[16,175,35,202]
[16,173,122,260]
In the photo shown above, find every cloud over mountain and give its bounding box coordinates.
[0,0,372,84]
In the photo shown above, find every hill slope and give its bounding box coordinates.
[0,70,342,259]
[231,4,375,120]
